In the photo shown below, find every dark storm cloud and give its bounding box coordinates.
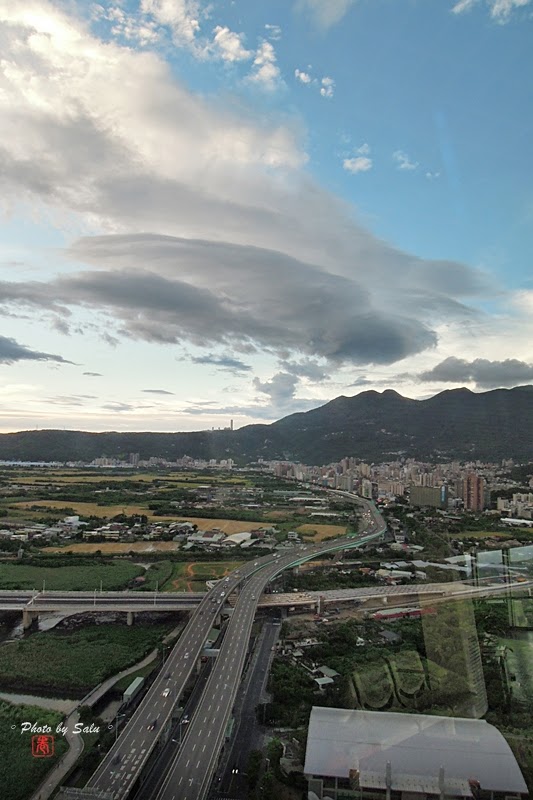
[0,235,456,367]
[419,357,533,388]
[279,359,329,381]
[142,389,175,395]
[0,334,72,365]
[191,354,252,373]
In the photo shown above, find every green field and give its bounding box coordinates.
[165,560,245,592]
[0,624,172,695]
[0,562,143,591]
[0,700,69,800]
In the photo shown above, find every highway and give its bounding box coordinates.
[79,493,384,799]
[152,495,386,800]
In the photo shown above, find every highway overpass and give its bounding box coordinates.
[57,493,385,800]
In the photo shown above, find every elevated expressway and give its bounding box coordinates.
[71,494,386,800]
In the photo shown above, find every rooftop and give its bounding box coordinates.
[304,707,527,795]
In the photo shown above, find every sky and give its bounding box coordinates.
[0,0,532,433]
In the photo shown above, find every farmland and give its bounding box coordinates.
[166,560,245,592]
[0,562,143,591]
[7,470,250,486]
[0,623,172,695]
[295,523,348,541]
[0,700,69,800]
[43,541,182,554]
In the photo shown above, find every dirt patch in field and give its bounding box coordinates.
[44,542,181,554]
[296,523,347,540]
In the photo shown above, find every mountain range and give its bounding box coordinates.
[0,386,532,465]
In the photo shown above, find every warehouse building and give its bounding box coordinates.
[304,707,528,800]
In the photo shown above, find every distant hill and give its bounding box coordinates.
[0,385,532,465]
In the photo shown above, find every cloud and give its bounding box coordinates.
[83,371,103,377]
[425,171,441,180]
[139,0,202,46]
[101,401,134,412]
[343,156,372,174]
[419,357,533,388]
[279,359,329,382]
[191,354,252,373]
[247,41,281,90]
[0,335,72,366]
[0,230,491,368]
[0,2,496,375]
[264,24,282,40]
[347,376,372,387]
[253,371,300,405]
[211,25,251,62]
[393,150,419,171]
[296,0,357,29]
[295,68,312,84]
[92,3,161,46]
[142,388,175,395]
[320,77,335,98]
[451,0,531,21]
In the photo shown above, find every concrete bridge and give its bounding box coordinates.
[2,575,530,630]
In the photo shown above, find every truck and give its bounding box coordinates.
[122,676,144,706]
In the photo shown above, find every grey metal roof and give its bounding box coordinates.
[304,707,528,795]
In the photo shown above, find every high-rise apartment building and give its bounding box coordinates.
[463,473,486,511]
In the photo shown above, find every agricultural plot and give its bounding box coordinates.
[166,560,245,592]
[0,624,172,695]
[44,541,182,554]
[0,700,68,800]
[0,562,142,591]
[296,523,347,541]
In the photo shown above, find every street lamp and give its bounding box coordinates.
[115,712,127,743]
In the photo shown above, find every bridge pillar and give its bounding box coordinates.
[22,609,39,630]
[127,611,135,626]
[292,566,300,575]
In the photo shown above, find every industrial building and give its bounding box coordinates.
[304,707,528,800]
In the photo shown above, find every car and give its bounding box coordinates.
[147,720,157,731]
[184,652,190,659]
[251,595,255,600]
[220,591,225,596]
[165,673,171,679]
[162,688,170,697]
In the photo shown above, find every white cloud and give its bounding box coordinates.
[0,0,506,390]
[295,68,312,84]
[211,25,251,62]
[425,171,441,179]
[320,76,335,98]
[139,0,202,45]
[451,0,531,19]
[92,4,160,45]
[296,0,357,30]
[356,142,370,156]
[393,150,419,171]
[343,156,372,174]
[247,40,282,90]
[264,23,282,40]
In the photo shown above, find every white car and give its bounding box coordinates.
[162,688,170,697]
[184,652,190,659]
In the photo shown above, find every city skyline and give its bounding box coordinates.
[1,0,532,433]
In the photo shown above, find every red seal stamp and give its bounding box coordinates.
[32,735,55,757]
